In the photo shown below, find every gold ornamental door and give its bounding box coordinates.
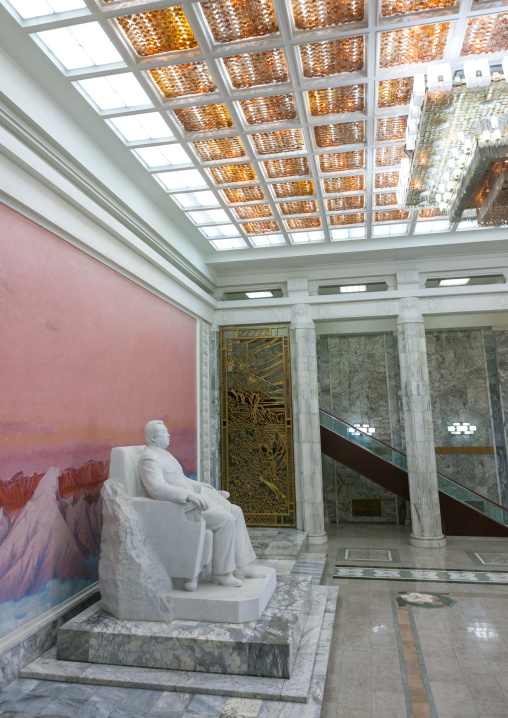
[220,325,295,526]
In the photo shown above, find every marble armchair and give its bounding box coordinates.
[108,446,213,591]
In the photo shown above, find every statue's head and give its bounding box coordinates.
[144,420,170,449]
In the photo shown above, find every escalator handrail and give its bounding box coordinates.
[319,407,508,513]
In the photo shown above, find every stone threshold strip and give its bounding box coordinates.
[334,566,508,584]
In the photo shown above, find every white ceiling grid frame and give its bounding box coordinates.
[3,0,508,253]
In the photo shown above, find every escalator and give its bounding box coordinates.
[320,409,508,537]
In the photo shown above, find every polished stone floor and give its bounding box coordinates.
[318,524,508,718]
[2,524,508,717]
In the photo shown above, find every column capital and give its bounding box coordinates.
[397,296,423,324]
[291,303,315,328]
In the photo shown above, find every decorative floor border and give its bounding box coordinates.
[333,566,508,584]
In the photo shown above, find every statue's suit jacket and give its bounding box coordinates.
[138,444,202,504]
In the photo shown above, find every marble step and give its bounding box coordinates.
[20,586,338,704]
[56,576,312,679]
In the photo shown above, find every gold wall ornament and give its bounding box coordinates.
[242,220,280,234]
[233,204,273,219]
[278,200,318,215]
[222,186,265,203]
[149,63,216,99]
[329,212,365,225]
[223,49,289,89]
[378,77,414,108]
[251,129,305,155]
[115,7,198,56]
[314,121,365,148]
[200,0,278,43]
[220,326,296,527]
[239,94,297,124]
[291,0,364,29]
[262,157,310,179]
[173,104,234,132]
[461,14,508,56]
[308,85,365,116]
[192,137,246,162]
[419,207,446,218]
[323,175,365,193]
[326,195,365,210]
[272,180,315,197]
[299,36,365,78]
[379,23,450,68]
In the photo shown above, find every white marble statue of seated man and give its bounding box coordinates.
[138,420,266,588]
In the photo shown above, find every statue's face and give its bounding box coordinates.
[151,422,170,449]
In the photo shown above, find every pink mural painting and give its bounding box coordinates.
[0,204,197,638]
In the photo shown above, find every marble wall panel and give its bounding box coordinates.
[318,333,402,523]
[426,329,499,503]
[492,330,508,506]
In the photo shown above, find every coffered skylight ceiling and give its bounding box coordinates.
[3,0,508,257]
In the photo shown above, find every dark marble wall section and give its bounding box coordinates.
[490,330,508,506]
[318,333,401,523]
[426,329,499,503]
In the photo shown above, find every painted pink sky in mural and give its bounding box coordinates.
[0,204,197,480]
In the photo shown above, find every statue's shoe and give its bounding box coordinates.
[212,573,243,587]
[234,565,267,579]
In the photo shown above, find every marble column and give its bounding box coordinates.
[290,304,327,544]
[397,297,446,547]
[199,320,221,489]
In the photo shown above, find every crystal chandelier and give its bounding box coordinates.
[398,58,508,227]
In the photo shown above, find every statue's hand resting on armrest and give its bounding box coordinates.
[187,493,209,511]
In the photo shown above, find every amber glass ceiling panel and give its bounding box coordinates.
[192,137,246,162]
[233,205,272,219]
[200,0,278,43]
[242,220,280,234]
[314,121,365,148]
[375,146,406,167]
[329,213,365,225]
[223,186,265,202]
[375,171,399,189]
[374,210,410,221]
[279,200,318,215]
[380,23,450,68]
[116,7,197,57]
[319,150,365,172]
[374,192,397,206]
[419,207,446,217]
[286,217,322,230]
[323,175,365,193]
[291,0,364,29]
[326,196,365,211]
[251,129,304,155]
[299,36,364,78]
[209,163,256,184]
[272,180,315,197]
[378,78,414,108]
[381,0,455,17]
[308,84,365,116]
[461,14,508,56]
[376,116,407,142]
[263,157,310,179]
[239,94,297,124]
[223,49,288,89]
[149,63,216,99]
[173,104,233,132]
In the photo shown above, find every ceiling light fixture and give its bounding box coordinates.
[339,285,367,293]
[245,291,274,298]
[439,277,470,286]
